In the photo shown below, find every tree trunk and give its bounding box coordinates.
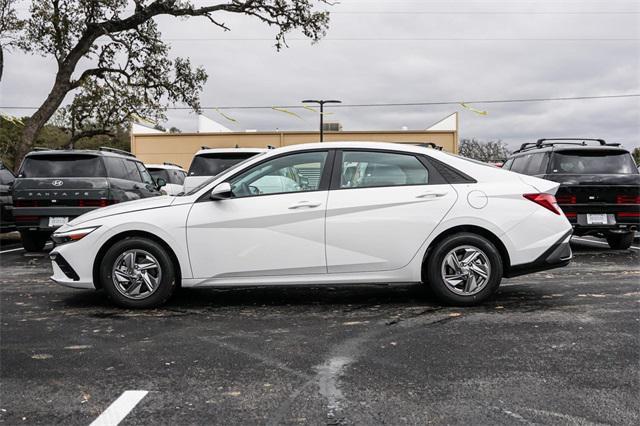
[13,73,73,172]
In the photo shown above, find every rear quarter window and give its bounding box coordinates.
[188,153,259,177]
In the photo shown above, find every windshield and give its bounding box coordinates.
[18,155,107,178]
[188,152,261,177]
[550,150,638,174]
[182,153,266,196]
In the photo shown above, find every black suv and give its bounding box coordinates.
[503,138,639,249]
[12,147,162,251]
[0,162,16,233]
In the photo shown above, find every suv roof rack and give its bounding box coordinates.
[514,138,620,153]
[201,145,211,150]
[163,162,182,168]
[99,146,136,158]
[32,146,53,152]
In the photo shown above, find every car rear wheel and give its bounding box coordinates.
[606,232,634,250]
[99,237,176,308]
[425,233,503,306]
[20,230,49,252]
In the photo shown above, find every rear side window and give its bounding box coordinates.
[550,150,638,174]
[19,155,106,178]
[0,168,15,185]
[149,168,186,185]
[340,151,429,188]
[188,153,259,177]
[104,157,142,182]
[523,153,549,175]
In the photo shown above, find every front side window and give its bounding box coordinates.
[0,168,15,185]
[135,162,155,185]
[124,160,143,183]
[509,155,528,174]
[340,151,429,189]
[230,151,328,198]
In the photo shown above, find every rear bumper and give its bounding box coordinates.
[504,230,573,278]
[13,206,98,230]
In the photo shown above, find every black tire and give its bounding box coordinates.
[20,230,49,252]
[606,232,634,250]
[424,232,503,306]
[99,237,176,308]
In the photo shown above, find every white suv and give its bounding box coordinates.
[145,163,187,196]
[183,147,267,193]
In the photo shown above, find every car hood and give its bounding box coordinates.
[66,195,176,227]
[542,173,640,186]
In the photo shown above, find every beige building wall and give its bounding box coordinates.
[131,130,458,170]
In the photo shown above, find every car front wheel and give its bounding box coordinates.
[99,237,176,308]
[425,233,503,306]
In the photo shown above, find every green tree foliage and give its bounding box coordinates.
[459,138,511,162]
[7,0,331,170]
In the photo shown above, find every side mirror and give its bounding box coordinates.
[156,177,167,188]
[210,182,232,200]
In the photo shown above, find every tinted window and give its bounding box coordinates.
[19,155,106,178]
[509,155,528,173]
[523,153,549,175]
[340,151,428,188]
[124,161,143,182]
[0,168,15,185]
[103,157,128,180]
[149,168,186,185]
[502,158,514,170]
[135,162,155,185]
[189,153,260,177]
[550,150,638,174]
[230,151,327,198]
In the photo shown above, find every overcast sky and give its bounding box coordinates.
[1,0,639,150]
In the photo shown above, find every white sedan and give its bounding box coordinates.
[49,142,572,308]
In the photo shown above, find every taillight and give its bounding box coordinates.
[556,195,576,204]
[616,195,640,204]
[618,212,640,218]
[523,193,562,215]
[14,200,38,207]
[564,212,577,219]
[79,199,116,207]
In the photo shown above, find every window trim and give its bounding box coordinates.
[329,148,444,191]
[197,149,335,202]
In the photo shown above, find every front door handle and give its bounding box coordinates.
[416,191,448,199]
[288,201,322,209]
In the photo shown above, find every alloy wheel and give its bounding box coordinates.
[111,249,162,300]
[440,245,491,296]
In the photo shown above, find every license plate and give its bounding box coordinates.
[586,213,607,225]
[48,217,68,227]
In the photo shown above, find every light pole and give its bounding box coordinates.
[302,99,342,142]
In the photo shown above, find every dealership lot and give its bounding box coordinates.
[0,238,638,425]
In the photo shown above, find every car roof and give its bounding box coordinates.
[194,147,269,156]
[25,149,140,160]
[145,163,185,171]
[510,145,629,157]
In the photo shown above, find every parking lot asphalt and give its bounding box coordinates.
[0,238,638,425]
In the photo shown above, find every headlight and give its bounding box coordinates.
[51,226,100,245]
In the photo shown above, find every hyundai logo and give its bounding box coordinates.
[52,180,64,187]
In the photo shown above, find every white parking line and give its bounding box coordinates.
[572,237,640,251]
[0,246,25,254]
[89,390,148,426]
[0,242,53,255]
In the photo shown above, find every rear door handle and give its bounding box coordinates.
[416,191,448,199]
[288,201,322,209]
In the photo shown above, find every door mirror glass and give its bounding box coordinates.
[156,177,167,188]
[210,182,232,200]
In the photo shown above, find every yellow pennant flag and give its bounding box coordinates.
[214,108,238,123]
[460,103,488,116]
[272,107,303,119]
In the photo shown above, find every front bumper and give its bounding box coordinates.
[504,230,573,278]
